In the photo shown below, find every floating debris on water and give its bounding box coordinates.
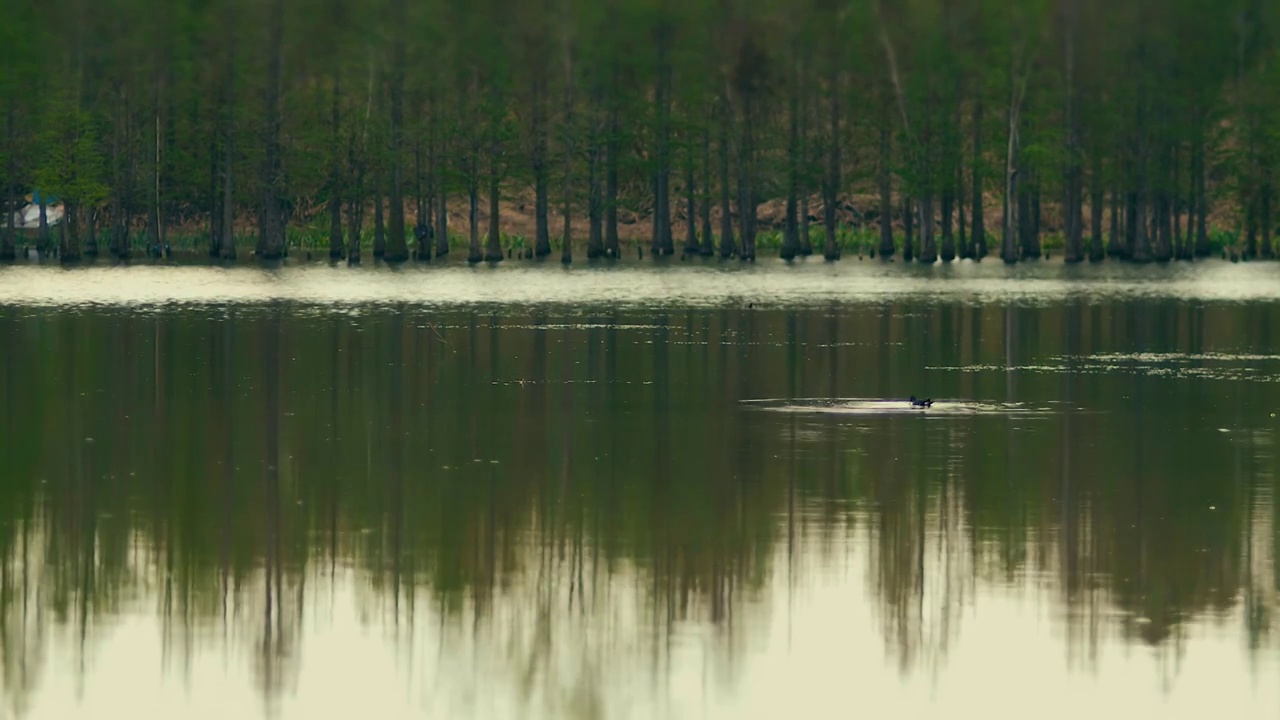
[741,398,1057,417]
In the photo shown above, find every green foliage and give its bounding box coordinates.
[287,225,329,249]
[1210,229,1238,252]
[1041,232,1065,250]
[756,230,783,249]
[0,0,1275,259]
[33,94,109,207]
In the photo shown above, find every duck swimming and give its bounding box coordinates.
[909,396,933,408]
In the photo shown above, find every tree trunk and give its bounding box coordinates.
[1155,189,1172,262]
[800,196,812,256]
[1124,185,1138,259]
[797,54,813,258]
[561,42,574,266]
[782,187,798,260]
[122,129,136,259]
[902,196,914,262]
[1001,88,1019,264]
[219,30,236,261]
[782,64,799,262]
[940,185,955,262]
[330,180,345,258]
[422,90,440,261]
[1245,193,1258,260]
[218,117,234,260]
[1154,145,1173,262]
[435,176,448,257]
[1194,128,1210,257]
[588,137,604,259]
[1131,141,1152,262]
[1172,145,1186,260]
[918,194,937,263]
[374,173,386,258]
[417,197,433,262]
[61,202,80,262]
[385,0,408,263]
[85,208,98,257]
[485,153,502,261]
[604,72,620,259]
[682,156,697,257]
[208,123,220,258]
[369,80,384,261]
[718,95,736,259]
[970,96,985,260]
[259,0,285,260]
[1261,181,1274,260]
[467,171,481,263]
[1063,0,1083,263]
[110,88,125,258]
[699,121,714,257]
[1,107,14,260]
[347,128,364,264]
[1020,176,1040,259]
[1108,186,1123,257]
[112,106,126,259]
[878,117,894,258]
[652,26,673,257]
[1064,162,1084,263]
[148,91,162,258]
[485,79,504,261]
[38,197,49,255]
[533,77,551,258]
[413,133,428,261]
[823,70,840,261]
[1088,161,1104,261]
[328,75,344,260]
[561,168,573,264]
[737,96,756,262]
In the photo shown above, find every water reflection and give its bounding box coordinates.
[0,299,1278,718]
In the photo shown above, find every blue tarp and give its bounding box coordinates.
[31,190,59,205]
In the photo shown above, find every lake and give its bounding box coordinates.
[1,259,1278,719]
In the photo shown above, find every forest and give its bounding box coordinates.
[0,0,1277,265]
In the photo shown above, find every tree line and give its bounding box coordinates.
[1,0,1277,265]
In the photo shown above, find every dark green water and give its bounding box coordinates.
[1,261,1279,719]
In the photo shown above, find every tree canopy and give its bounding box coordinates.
[1,0,1277,263]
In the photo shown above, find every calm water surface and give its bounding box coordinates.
[1,261,1279,719]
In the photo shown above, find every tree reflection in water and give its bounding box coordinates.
[0,301,1277,717]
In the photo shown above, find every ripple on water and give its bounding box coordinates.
[741,398,1057,417]
[929,350,1280,383]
